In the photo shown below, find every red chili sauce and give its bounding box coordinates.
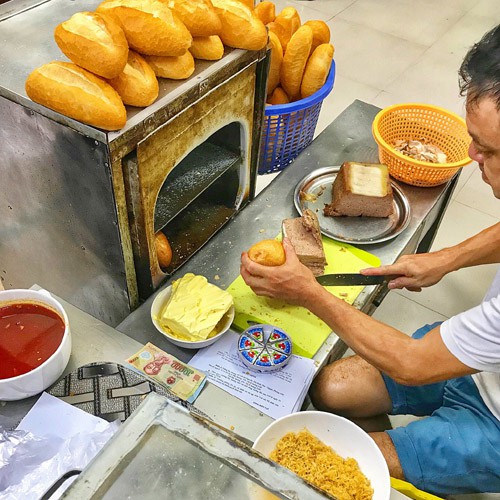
[0,302,65,379]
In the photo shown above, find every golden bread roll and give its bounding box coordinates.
[108,50,159,106]
[267,86,289,105]
[300,43,334,99]
[211,0,267,50]
[25,61,127,131]
[190,35,224,60]
[167,0,221,37]
[96,0,192,56]
[155,231,172,269]
[266,30,282,95]
[236,0,254,9]
[304,19,330,53]
[248,240,285,266]
[144,50,195,79]
[254,1,275,25]
[280,25,313,101]
[273,6,300,50]
[54,12,128,79]
[266,21,288,52]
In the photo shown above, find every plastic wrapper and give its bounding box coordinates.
[0,423,118,499]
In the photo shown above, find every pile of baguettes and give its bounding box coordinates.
[24,0,333,131]
[259,2,334,105]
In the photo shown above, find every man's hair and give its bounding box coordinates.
[459,24,500,109]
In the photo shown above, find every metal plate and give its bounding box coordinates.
[294,166,411,244]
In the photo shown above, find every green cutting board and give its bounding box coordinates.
[228,237,380,358]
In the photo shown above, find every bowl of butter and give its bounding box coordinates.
[151,273,235,349]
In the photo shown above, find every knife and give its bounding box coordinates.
[316,273,388,286]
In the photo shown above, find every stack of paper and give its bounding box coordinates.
[190,334,316,420]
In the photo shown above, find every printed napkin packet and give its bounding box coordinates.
[127,342,207,403]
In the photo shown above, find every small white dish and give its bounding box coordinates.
[151,285,235,349]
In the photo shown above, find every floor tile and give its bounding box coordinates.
[454,167,500,218]
[328,18,428,90]
[337,0,471,47]
[270,0,335,22]
[314,74,381,136]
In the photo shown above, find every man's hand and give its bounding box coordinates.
[240,238,322,306]
[360,251,451,292]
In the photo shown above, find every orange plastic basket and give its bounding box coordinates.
[372,103,472,187]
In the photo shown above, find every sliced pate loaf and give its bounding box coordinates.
[323,162,394,218]
[282,209,326,276]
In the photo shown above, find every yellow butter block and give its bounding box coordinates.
[160,273,233,341]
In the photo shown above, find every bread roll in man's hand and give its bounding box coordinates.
[247,240,286,266]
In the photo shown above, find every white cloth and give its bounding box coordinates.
[441,267,500,420]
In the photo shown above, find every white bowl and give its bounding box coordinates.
[0,289,71,401]
[151,285,235,349]
[253,411,391,500]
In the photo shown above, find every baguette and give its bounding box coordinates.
[304,20,330,54]
[144,50,195,79]
[167,0,221,37]
[254,1,275,25]
[267,86,289,105]
[280,25,313,101]
[54,12,128,79]
[155,231,172,269]
[108,50,159,106]
[25,61,126,130]
[96,0,192,56]
[189,35,224,60]
[273,6,300,50]
[300,43,334,99]
[266,21,288,52]
[211,0,267,50]
[266,30,282,95]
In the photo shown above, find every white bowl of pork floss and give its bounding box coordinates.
[151,273,235,349]
[253,411,390,500]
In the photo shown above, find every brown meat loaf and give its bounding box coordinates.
[282,209,326,276]
[323,162,394,218]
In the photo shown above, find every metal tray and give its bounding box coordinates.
[294,166,411,244]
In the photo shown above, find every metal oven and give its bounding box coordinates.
[0,0,268,325]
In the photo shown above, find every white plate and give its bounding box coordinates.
[253,411,390,500]
[151,285,234,349]
[294,166,411,244]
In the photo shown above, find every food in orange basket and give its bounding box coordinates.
[253,0,275,25]
[189,35,224,61]
[266,30,283,95]
[54,11,129,79]
[280,25,313,101]
[300,43,334,99]
[155,231,172,269]
[270,429,373,500]
[248,240,286,266]
[96,0,192,57]
[144,51,195,79]
[304,19,331,54]
[267,86,289,105]
[323,162,394,218]
[211,0,268,51]
[394,138,447,163]
[108,50,159,106]
[25,61,127,131]
[282,209,326,276]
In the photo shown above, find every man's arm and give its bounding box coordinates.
[240,239,478,385]
[362,222,500,291]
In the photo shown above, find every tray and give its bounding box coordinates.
[294,166,411,244]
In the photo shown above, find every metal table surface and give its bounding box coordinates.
[117,99,459,368]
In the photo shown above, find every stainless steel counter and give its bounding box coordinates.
[117,99,458,369]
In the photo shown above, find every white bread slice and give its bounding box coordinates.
[324,162,394,218]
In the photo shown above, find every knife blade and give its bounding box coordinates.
[316,273,387,286]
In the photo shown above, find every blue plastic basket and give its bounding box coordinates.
[259,60,336,175]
